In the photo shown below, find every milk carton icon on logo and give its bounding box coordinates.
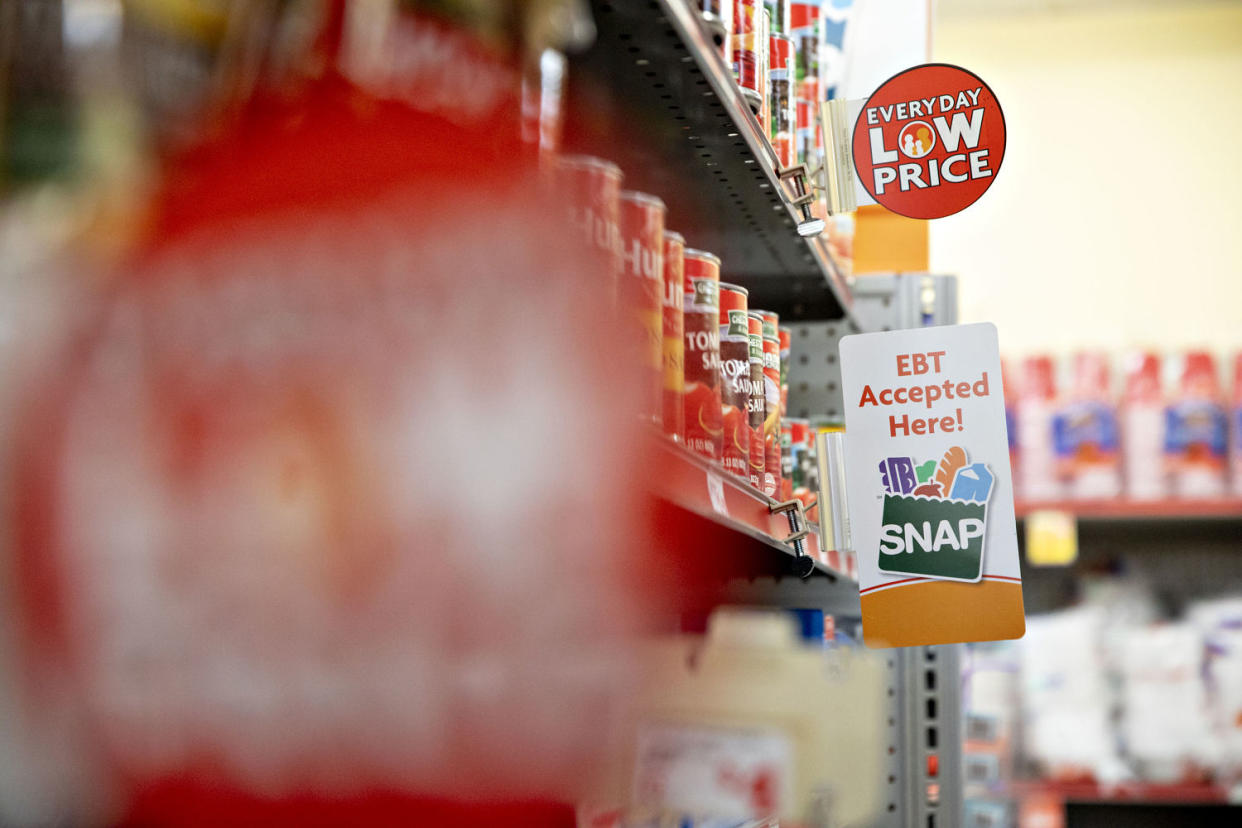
[877,445,995,582]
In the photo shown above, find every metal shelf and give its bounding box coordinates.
[1010,780,1231,805]
[1015,498,1242,522]
[648,432,853,582]
[564,0,854,322]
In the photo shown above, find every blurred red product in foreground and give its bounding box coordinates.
[8,11,662,826]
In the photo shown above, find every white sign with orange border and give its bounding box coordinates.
[839,323,1025,648]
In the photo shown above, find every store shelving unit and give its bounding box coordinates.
[561,6,968,828]
[1016,498,1242,521]
[648,434,849,580]
[565,0,853,323]
[1018,498,1242,615]
[1010,780,1230,805]
[1007,781,1239,828]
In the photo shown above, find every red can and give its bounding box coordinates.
[760,310,782,497]
[732,0,763,113]
[683,250,723,461]
[769,34,796,168]
[790,418,812,502]
[758,8,771,128]
[618,190,667,426]
[662,231,686,441]
[795,77,819,168]
[557,155,621,297]
[746,313,767,491]
[718,282,751,479]
[778,325,791,418]
[780,420,794,501]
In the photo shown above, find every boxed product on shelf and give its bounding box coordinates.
[1122,351,1168,500]
[1166,351,1228,499]
[1053,352,1121,500]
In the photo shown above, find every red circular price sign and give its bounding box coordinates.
[853,64,1006,220]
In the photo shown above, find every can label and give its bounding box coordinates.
[683,257,722,461]
[662,235,686,441]
[732,0,761,98]
[619,195,666,426]
[791,1,819,83]
[769,35,795,152]
[559,159,621,298]
[779,327,791,418]
[780,422,794,501]
[719,295,751,479]
[760,332,779,496]
[760,313,782,497]
[747,318,767,490]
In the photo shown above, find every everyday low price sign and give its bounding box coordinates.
[851,63,1006,220]
[840,323,1025,648]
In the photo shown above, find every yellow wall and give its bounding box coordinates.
[930,3,1242,359]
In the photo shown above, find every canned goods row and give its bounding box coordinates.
[558,151,813,501]
[698,1,827,175]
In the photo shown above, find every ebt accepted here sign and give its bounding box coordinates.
[852,64,1006,220]
[840,323,1025,648]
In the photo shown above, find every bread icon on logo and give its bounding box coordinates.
[935,445,968,496]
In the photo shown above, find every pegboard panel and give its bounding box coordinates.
[785,318,863,423]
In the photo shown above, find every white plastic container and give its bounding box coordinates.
[611,608,886,826]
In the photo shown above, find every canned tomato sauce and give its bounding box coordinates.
[780,420,794,501]
[779,325,791,417]
[732,0,763,113]
[662,231,686,441]
[789,417,811,501]
[769,34,796,168]
[746,313,767,491]
[557,155,621,296]
[718,282,750,480]
[618,190,666,426]
[759,310,782,497]
[682,250,723,461]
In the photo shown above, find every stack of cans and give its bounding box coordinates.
[689,0,828,176]
[555,154,793,500]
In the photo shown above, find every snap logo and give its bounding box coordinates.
[876,445,995,583]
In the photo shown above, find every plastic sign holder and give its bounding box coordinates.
[837,323,1025,649]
